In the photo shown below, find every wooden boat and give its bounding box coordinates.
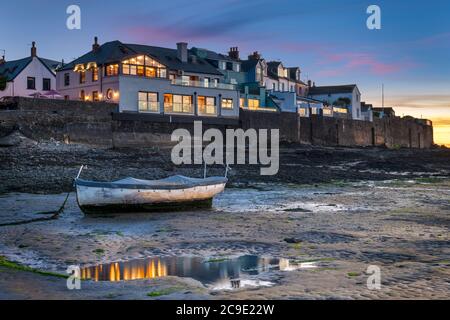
[74,166,228,214]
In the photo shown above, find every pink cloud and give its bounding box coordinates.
[316,52,415,77]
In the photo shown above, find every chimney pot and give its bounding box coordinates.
[31,41,37,57]
[228,46,240,60]
[92,36,100,52]
[177,42,188,63]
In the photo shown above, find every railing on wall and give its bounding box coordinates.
[171,79,236,91]
[163,103,194,114]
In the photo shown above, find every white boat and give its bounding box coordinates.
[74,166,228,214]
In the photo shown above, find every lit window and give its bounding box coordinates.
[121,55,166,78]
[138,92,159,112]
[222,98,233,109]
[92,67,99,82]
[93,91,99,102]
[248,99,260,110]
[198,96,216,115]
[105,64,119,76]
[79,72,86,84]
[164,94,193,114]
[80,90,85,101]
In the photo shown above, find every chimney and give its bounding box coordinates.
[248,51,261,60]
[228,47,240,60]
[307,80,312,87]
[31,41,37,57]
[92,37,100,52]
[0,55,5,65]
[177,42,188,63]
[313,82,316,87]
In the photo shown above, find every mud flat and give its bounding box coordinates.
[0,177,449,300]
[0,141,449,194]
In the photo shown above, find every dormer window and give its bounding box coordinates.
[122,55,167,78]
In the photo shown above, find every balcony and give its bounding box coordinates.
[164,103,194,114]
[171,79,236,91]
[198,105,217,116]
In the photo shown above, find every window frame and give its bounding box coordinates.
[64,73,70,86]
[27,77,36,90]
[42,78,51,91]
[79,71,86,84]
[221,98,233,109]
[138,91,159,113]
[92,67,99,82]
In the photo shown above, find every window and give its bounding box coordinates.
[64,95,70,101]
[80,90,85,101]
[204,78,210,88]
[164,94,193,114]
[226,62,233,71]
[213,79,219,87]
[92,67,99,82]
[93,91,99,102]
[240,98,245,108]
[272,83,276,91]
[122,55,167,79]
[236,64,240,72]
[198,96,216,115]
[43,78,51,91]
[105,64,119,76]
[281,83,285,92]
[248,99,260,110]
[256,66,262,82]
[290,85,294,92]
[138,92,159,112]
[106,89,114,100]
[79,72,86,84]
[222,98,233,109]
[64,73,70,86]
[27,77,35,90]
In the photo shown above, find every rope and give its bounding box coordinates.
[0,191,71,227]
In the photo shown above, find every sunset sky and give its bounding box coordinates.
[1,0,449,145]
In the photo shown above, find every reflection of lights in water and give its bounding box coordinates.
[82,258,168,282]
[80,255,318,285]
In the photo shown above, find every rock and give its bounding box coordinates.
[0,131,37,147]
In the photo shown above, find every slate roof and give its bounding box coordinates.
[190,47,235,62]
[60,41,223,76]
[308,85,357,95]
[0,56,59,81]
[241,59,259,72]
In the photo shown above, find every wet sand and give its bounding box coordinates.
[0,178,449,300]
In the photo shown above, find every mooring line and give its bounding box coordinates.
[0,192,71,227]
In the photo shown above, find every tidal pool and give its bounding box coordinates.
[80,255,316,289]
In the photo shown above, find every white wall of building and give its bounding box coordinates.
[119,76,240,118]
[309,88,362,120]
[0,58,56,98]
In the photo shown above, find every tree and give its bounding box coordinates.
[0,76,6,91]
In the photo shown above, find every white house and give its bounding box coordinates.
[0,42,60,99]
[307,84,362,120]
[57,38,240,119]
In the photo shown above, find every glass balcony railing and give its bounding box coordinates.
[164,103,194,114]
[138,101,160,113]
[198,105,217,116]
[171,79,236,90]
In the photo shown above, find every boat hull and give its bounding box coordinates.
[75,182,226,214]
